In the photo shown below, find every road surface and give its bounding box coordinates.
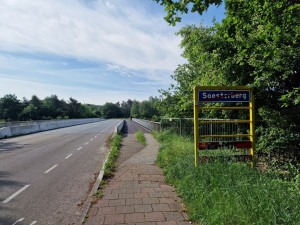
[0,119,121,225]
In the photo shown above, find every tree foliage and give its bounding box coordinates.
[155,0,300,155]
[154,0,223,25]
[0,94,100,121]
[0,94,162,121]
[130,97,161,121]
[0,94,22,121]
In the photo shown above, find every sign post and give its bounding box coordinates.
[194,86,255,166]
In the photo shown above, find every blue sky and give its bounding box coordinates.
[0,0,225,105]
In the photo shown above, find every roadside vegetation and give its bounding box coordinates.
[0,94,160,121]
[135,130,147,146]
[92,133,123,202]
[152,0,300,174]
[103,134,122,179]
[155,131,300,225]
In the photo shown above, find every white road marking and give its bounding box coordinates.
[12,218,24,225]
[44,164,58,174]
[85,142,89,145]
[94,136,97,138]
[65,154,73,159]
[90,138,94,141]
[2,185,30,204]
[30,221,37,225]
[101,124,116,133]
[77,147,82,151]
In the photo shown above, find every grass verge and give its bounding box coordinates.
[92,133,122,203]
[103,133,122,179]
[154,130,300,225]
[135,130,146,146]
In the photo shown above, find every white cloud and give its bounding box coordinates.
[0,0,226,105]
[0,0,204,104]
[0,0,184,75]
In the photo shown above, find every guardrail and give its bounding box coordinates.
[132,118,161,132]
[0,118,104,139]
[0,119,105,128]
[114,120,125,135]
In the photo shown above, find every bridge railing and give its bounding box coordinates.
[0,119,103,128]
[132,118,161,132]
[0,118,104,138]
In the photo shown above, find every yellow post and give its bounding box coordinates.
[249,88,255,163]
[194,86,199,167]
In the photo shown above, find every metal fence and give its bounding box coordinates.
[161,118,300,163]
[161,118,193,137]
[137,117,248,139]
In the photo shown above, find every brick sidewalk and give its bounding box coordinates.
[84,128,192,225]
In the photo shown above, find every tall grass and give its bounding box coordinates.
[135,130,146,146]
[155,131,300,225]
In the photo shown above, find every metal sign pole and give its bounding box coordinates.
[193,86,199,167]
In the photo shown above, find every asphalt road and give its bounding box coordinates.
[0,119,121,225]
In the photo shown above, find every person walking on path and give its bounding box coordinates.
[84,121,193,225]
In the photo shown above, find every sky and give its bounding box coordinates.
[0,0,225,105]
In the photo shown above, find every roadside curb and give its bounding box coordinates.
[75,120,124,225]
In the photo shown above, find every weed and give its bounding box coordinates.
[103,134,122,179]
[135,130,146,146]
[92,190,104,203]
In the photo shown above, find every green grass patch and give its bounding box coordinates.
[135,130,146,146]
[154,131,300,225]
[93,134,122,202]
[103,133,122,179]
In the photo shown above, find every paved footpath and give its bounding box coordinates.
[85,121,193,225]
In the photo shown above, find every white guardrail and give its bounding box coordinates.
[114,120,125,135]
[0,118,104,139]
[132,118,161,132]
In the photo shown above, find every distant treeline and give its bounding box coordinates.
[0,94,161,121]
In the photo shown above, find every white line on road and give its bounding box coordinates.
[90,138,94,141]
[77,147,82,151]
[30,221,37,225]
[101,123,116,133]
[44,164,58,174]
[65,154,73,159]
[2,185,30,204]
[85,142,89,145]
[12,218,24,225]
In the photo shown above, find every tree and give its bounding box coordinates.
[130,100,140,118]
[86,104,102,118]
[0,94,22,121]
[120,99,133,118]
[42,95,68,119]
[80,104,97,118]
[153,0,223,25]
[101,103,122,119]
[20,104,39,120]
[67,97,81,118]
[155,0,300,156]
[20,95,44,120]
